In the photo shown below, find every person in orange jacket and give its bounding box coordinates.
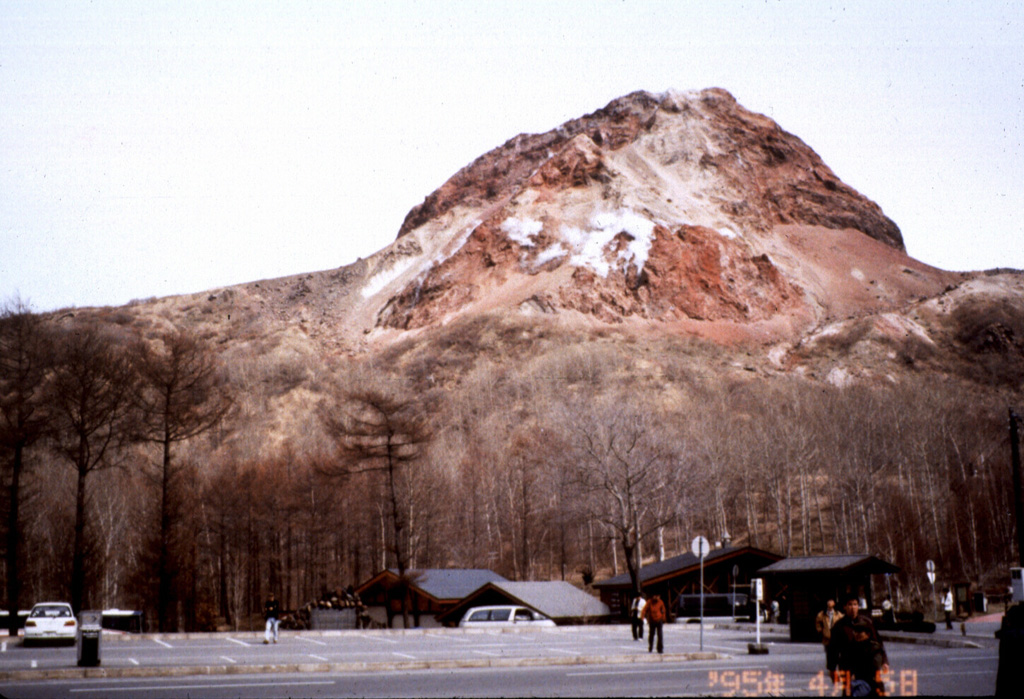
[641,593,667,653]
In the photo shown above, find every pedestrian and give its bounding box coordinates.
[263,591,280,644]
[827,595,888,696]
[641,593,666,654]
[630,593,646,641]
[814,599,843,660]
[881,595,895,627]
[942,587,954,630]
[769,598,779,624]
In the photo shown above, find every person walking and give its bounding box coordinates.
[814,599,843,660]
[630,593,646,641]
[942,588,954,630]
[827,595,888,696]
[642,593,666,654]
[881,595,895,627]
[263,592,281,644]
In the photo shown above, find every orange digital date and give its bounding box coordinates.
[708,668,919,697]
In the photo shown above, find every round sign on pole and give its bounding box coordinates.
[926,559,935,573]
[691,535,710,558]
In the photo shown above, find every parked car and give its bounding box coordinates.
[23,602,77,646]
[458,605,556,628]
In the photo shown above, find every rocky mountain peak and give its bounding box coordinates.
[375,88,908,334]
[397,88,902,248]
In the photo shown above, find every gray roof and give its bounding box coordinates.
[486,581,610,619]
[594,546,781,588]
[757,555,900,575]
[401,569,509,601]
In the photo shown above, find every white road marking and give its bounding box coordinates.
[679,643,742,653]
[309,654,329,661]
[1,641,6,652]
[472,650,500,657]
[430,633,469,642]
[219,655,236,664]
[226,637,250,647]
[30,660,37,668]
[69,681,336,693]
[948,655,998,661]
[569,664,770,677]
[153,638,172,648]
[129,658,139,665]
[392,652,417,659]
[297,636,328,646]
[547,648,578,655]
[366,636,397,644]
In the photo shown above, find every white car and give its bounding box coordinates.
[23,602,77,645]
[458,605,556,628]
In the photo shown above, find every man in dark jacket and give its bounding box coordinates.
[827,596,888,696]
[642,593,667,654]
[263,592,281,644]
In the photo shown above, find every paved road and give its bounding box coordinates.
[0,623,1001,697]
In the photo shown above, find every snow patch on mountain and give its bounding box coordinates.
[560,209,655,277]
[501,216,543,247]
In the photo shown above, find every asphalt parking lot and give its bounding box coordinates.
[1,623,745,679]
[0,621,1003,697]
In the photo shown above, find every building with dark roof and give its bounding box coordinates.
[355,568,508,628]
[593,546,783,621]
[436,581,611,626]
[757,554,901,641]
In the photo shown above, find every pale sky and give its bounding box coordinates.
[2,1,1022,312]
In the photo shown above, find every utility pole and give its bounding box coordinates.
[1011,409,1023,567]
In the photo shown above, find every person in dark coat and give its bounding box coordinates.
[827,596,888,696]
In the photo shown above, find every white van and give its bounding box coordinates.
[457,605,556,628]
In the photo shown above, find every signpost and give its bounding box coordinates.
[732,564,739,620]
[692,535,710,652]
[749,577,768,654]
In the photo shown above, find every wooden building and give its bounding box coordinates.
[593,546,783,621]
[355,568,507,628]
[436,581,611,627]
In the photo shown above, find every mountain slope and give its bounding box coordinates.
[62,88,1023,452]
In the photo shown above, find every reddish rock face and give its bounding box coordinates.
[380,88,897,332]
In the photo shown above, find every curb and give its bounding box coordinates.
[0,651,727,682]
[878,632,989,649]
[709,621,996,649]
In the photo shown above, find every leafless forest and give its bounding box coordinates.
[2,301,1021,632]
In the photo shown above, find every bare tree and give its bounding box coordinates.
[131,329,232,631]
[49,323,136,613]
[562,394,679,597]
[319,380,431,628]
[0,300,53,634]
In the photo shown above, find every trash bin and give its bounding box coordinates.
[77,610,102,667]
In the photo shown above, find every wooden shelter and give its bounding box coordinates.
[757,554,901,641]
